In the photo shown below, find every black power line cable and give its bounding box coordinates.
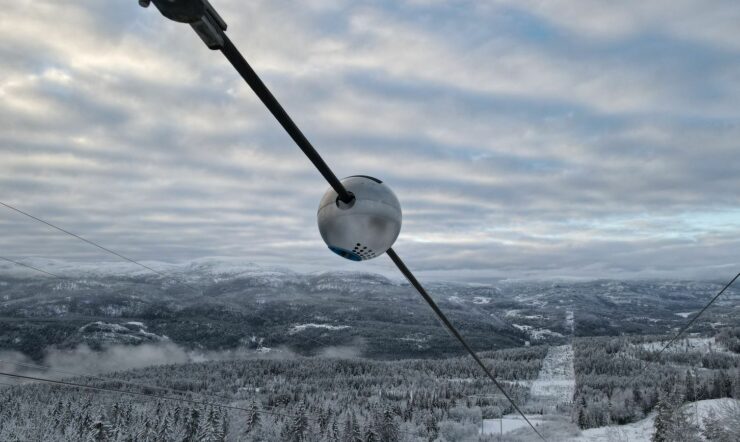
[219,34,353,204]
[0,368,422,437]
[652,272,739,359]
[0,201,201,293]
[224,25,547,441]
[0,254,340,354]
[4,224,536,438]
[634,272,740,381]
[386,248,547,441]
[0,370,297,420]
[0,256,63,279]
[137,2,547,439]
[1,252,338,352]
[0,358,243,406]
[0,260,413,433]
[0,356,352,422]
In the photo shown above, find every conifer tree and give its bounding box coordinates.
[685,370,696,402]
[652,395,671,442]
[244,401,261,434]
[363,426,378,442]
[86,413,113,442]
[351,416,363,442]
[136,417,153,442]
[329,418,340,442]
[288,403,308,442]
[183,407,200,442]
[156,410,174,441]
[381,406,400,442]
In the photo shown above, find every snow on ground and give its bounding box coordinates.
[481,414,548,436]
[513,324,565,341]
[482,345,576,436]
[640,337,727,353]
[76,321,168,343]
[675,311,697,318]
[572,399,737,441]
[288,323,350,334]
[483,399,738,440]
[79,321,130,333]
[565,310,574,334]
[529,345,576,406]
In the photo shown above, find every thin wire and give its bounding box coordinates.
[0,256,63,278]
[218,27,543,439]
[0,358,246,408]
[652,272,739,360]
[635,272,740,380]
[0,260,341,412]
[386,248,547,442]
[0,254,337,355]
[0,356,349,420]
[219,34,353,204]
[0,201,201,293]
[0,369,420,436]
[0,370,295,420]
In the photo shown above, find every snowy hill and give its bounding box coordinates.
[1,259,738,361]
[574,398,738,442]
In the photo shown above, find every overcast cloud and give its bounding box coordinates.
[1,0,738,281]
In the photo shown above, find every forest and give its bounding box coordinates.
[0,346,546,441]
[572,331,739,430]
[0,330,738,441]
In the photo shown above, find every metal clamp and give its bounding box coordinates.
[141,0,228,49]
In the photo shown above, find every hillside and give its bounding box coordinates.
[1,259,737,361]
[0,333,737,441]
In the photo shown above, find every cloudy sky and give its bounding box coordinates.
[1,0,739,281]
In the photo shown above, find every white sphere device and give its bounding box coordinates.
[317,176,402,261]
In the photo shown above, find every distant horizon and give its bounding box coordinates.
[0,255,735,285]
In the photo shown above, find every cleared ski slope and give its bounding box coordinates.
[481,343,576,436]
[529,344,576,408]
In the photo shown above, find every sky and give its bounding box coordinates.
[1,0,739,282]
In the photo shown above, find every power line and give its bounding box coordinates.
[0,358,248,408]
[0,252,338,353]
[0,356,346,421]
[0,252,343,359]
[140,0,352,203]
[652,272,739,360]
[0,201,201,293]
[0,368,421,437]
[0,370,297,420]
[0,256,63,279]
[170,3,544,436]
[138,2,548,438]
[1,214,541,438]
[219,34,354,204]
[636,272,740,380]
[0,270,506,438]
[386,248,547,442]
